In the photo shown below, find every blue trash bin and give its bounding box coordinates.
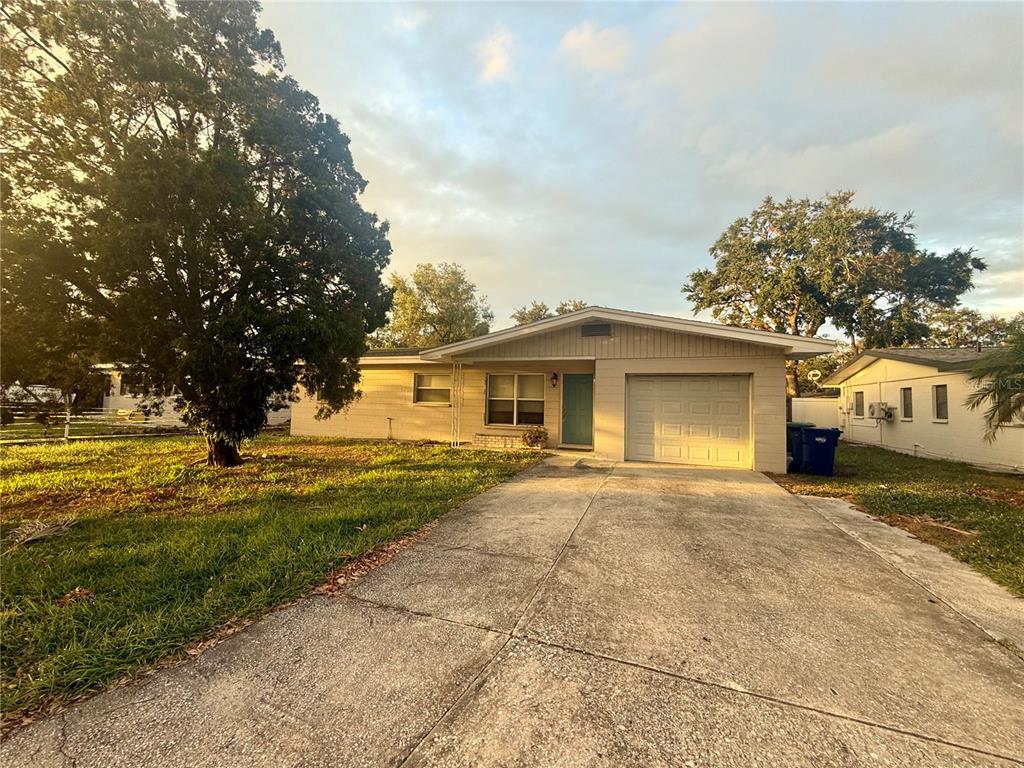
[799,427,843,476]
[786,422,815,472]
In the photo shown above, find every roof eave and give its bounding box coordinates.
[420,307,835,361]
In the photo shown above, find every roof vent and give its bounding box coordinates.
[581,323,612,338]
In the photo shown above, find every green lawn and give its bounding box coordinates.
[0,435,540,719]
[773,443,1024,597]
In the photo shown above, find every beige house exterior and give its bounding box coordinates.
[823,348,1023,473]
[291,308,834,472]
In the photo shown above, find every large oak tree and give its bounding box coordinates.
[1,1,391,465]
[684,192,984,396]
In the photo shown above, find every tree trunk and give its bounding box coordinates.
[785,359,801,399]
[206,436,242,467]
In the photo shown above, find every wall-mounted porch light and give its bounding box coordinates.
[550,372,559,388]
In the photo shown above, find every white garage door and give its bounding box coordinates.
[626,375,751,468]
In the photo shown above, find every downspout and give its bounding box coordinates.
[450,361,463,447]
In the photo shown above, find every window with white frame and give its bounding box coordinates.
[933,384,948,421]
[853,391,865,418]
[486,373,545,425]
[413,373,451,404]
[900,387,913,420]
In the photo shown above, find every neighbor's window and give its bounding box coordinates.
[854,391,865,417]
[900,387,913,420]
[120,373,140,397]
[413,373,451,404]
[487,374,545,425]
[933,384,949,421]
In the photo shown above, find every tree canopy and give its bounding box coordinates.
[510,298,589,325]
[925,308,1021,348]
[372,263,494,348]
[0,0,391,464]
[684,192,985,396]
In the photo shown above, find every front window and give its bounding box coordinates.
[900,387,913,420]
[854,391,864,417]
[414,373,451,404]
[487,373,545,425]
[933,384,948,421]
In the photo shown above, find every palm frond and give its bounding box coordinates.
[965,330,1024,442]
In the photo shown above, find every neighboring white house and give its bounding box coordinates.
[101,369,291,427]
[823,347,1022,473]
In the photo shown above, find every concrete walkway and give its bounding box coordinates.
[4,458,1023,767]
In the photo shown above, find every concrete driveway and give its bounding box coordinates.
[4,458,1023,767]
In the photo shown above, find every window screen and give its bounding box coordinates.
[487,374,545,425]
[414,373,451,404]
[933,385,948,421]
[900,387,913,420]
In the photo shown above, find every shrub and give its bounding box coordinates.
[522,426,548,449]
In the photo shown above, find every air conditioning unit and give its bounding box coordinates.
[868,402,894,421]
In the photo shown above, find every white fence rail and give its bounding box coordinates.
[0,407,189,444]
[791,398,841,428]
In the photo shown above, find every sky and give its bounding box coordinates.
[258,1,1023,333]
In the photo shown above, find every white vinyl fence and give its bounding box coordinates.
[791,398,841,428]
[0,407,190,444]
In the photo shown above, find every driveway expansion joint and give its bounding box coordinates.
[792,492,1024,667]
[511,633,1024,765]
[394,464,615,768]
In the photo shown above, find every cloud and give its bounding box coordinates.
[394,7,430,31]
[654,6,778,101]
[714,124,929,192]
[258,2,1023,324]
[559,22,632,72]
[475,27,514,83]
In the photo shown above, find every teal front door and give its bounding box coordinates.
[561,373,594,446]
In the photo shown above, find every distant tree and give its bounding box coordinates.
[510,299,589,325]
[684,192,984,396]
[375,263,493,347]
[966,330,1024,441]
[795,343,852,395]
[925,308,1020,347]
[555,299,589,314]
[511,302,552,325]
[1,1,391,465]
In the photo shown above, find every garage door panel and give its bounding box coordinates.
[716,447,743,463]
[716,401,742,417]
[627,375,750,468]
[716,378,742,395]
[687,446,712,462]
[689,401,712,416]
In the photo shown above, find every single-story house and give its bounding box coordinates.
[823,347,1022,473]
[290,308,834,472]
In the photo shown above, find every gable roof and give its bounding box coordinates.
[419,306,835,361]
[823,346,999,386]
